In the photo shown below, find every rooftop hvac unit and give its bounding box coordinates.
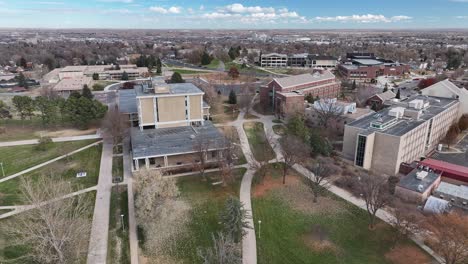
[416,170,428,180]
[389,107,405,118]
[417,184,424,192]
[409,99,424,110]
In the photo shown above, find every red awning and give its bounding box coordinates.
[421,158,468,182]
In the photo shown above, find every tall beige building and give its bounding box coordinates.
[119,81,225,172]
[343,95,459,175]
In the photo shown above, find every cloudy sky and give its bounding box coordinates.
[0,0,468,29]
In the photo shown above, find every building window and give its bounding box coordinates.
[355,135,367,167]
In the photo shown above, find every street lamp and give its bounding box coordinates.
[120,214,125,231]
[0,162,4,178]
[258,220,262,239]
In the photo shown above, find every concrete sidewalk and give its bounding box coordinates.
[87,139,113,264]
[123,138,139,264]
[0,134,101,147]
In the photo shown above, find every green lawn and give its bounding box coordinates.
[112,156,124,182]
[243,122,276,162]
[0,143,102,205]
[0,191,96,264]
[162,168,246,263]
[108,185,130,264]
[205,59,221,69]
[173,69,211,75]
[0,139,98,177]
[252,184,430,264]
[211,105,240,124]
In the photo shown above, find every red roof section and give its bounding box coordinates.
[421,158,468,183]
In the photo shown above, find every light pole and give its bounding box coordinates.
[0,162,4,178]
[258,220,262,239]
[120,214,125,231]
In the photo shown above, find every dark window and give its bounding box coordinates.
[355,135,367,167]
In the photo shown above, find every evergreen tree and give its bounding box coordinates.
[201,51,212,65]
[396,88,401,99]
[286,114,309,143]
[121,71,129,81]
[309,129,333,157]
[12,96,34,120]
[228,90,237,105]
[17,72,27,88]
[228,47,237,60]
[170,72,185,83]
[92,73,99,81]
[34,96,59,126]
[82,85,93,99]
[351,80,357,90]
[219,196,250,243]
[156,58,162,74]
[383,83,388,92]
[19,57,27,68]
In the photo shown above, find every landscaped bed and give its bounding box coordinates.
[251,171,432,264]
[137,168,246,263]
[243,122,275,162]
[108,185,130,264]
[0,139,98,177]
[0,143,102,205]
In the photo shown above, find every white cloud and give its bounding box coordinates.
[37,1,65,5]
[187,8,194,14]
[202,4,306,24]
[456,15,468,19]
[149,6,181,14]
[102,8,132,14]
[314,14,411,23]
[199,5,204,11]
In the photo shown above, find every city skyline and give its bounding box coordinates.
[0,0,468,29]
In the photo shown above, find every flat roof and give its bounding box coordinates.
[136,82,203,97]
[131,121,225,159]
[347,95,458,136]
[118,89,138,113]
[397,168,441,193]
[421,158,468,179]
[353,59,384,66]
[271,71,335,89]
[436,182,468,200]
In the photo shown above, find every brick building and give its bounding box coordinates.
[260,71,341,118]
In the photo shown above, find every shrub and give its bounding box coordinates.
[35,136,53,151]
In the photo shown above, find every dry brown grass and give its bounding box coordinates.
[302,226,337,253]
[385,245,432,264]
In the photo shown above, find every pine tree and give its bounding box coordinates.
[383,83,388,92]
[351,80,357,90]
[170,72,185,83]
[228,90,237,105]
[156,58,162,74]
[201,51,212,65]
[219,196,250,243]
[92,73,99,81]
[121,71,129,81]
[396,88,401,99]
[82,85,93,99]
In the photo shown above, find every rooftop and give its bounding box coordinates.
[131,121,225,159]
[272,71,335,89]
[53,76,92,91]
[135,82,203,97]
[435,182,468,200]
[118,89,137,113]
[397,168,441,193]
[353,59,384,66]
[348,95,459,136]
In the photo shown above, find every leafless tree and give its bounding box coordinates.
[423,212,468,264]
[388,200,423,246]
[217,137,236,186]
[312,99,344,128]
[192,132,211,181]
[3,175,92,264]
[304,158,340,203]
[197,232,241,264]
[238,94,254,115]
[102,105,128,151]
[355,84,379,107]
[280,135,310,184]
[357,173,391,230]
[444,123,461,149]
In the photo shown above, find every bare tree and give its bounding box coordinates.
[102,105,128,151]
[3,175,92,264]
[423,212,468,264]
[444,123,460,149]
[197,232,241,264]
[192,132,211,181]
[312,99,345,129]
[280,135,310,184]
[238,94,254,115]
[355,84,379,107]
[388,200,422,246]
[304,158,340,203]
[217,136,236,186]
[357,174,391,230]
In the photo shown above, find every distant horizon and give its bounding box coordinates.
[1,0,468,29]
[1,27,468,31]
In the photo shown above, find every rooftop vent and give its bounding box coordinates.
[417,184,424,192]
[189,134,196,140]
[416,170,428,180]
[154,86,170,94]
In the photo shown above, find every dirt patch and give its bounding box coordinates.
[42,128,97,138]
[385,245,432,264]
[253,173,301,198]
[302,225,337,253]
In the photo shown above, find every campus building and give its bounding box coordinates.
[259,71,341,118]
[421,79,468,116]
[338,52,409,82]
[118,79,226,172]
[343,95,460,175]
[261,53,338,69]
[59,64,149,81]
[260,53,288,67]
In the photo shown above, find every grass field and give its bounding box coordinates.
[243,122,276,162]
[112,156,124,181]
[252,174,431,264]
[0,143,102,205]
[0,191,96,264]
[173,168,246,263]
[108,185,130,264]
[211,104,240,124]
[0,139,98,178]
[173,69,211,75]
[205,59,221,69]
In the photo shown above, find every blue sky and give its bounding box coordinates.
[0,0,468,29]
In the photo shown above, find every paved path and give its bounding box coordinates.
[0,141,102,184]
[87,139,113,264]
[123,138,139,264]
[0,134,101,147]
[0,185,97,219]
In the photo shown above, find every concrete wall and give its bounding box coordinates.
[189,95,202,120]
[371,133,401,175]
[140,98,155,124]
[342,125,363,160]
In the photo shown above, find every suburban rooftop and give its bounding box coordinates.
[272,71,335,89]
